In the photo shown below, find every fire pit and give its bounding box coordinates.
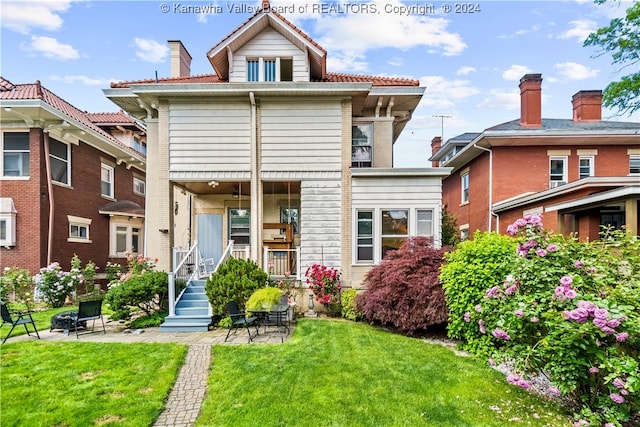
[50,311,86,333]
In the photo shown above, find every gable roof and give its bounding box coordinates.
[207,4,327,80]
[0,77,145,165]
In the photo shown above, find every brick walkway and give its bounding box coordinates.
[153,343,211,427]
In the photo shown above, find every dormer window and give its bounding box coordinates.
[247,57,293,82]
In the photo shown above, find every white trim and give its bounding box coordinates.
[545,186,640,212]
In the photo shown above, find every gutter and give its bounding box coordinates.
[249,91,259,261]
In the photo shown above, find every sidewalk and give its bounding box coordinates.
[8,318,293,427]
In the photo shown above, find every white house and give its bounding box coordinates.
[104,1,450,329]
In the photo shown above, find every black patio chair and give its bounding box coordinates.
[225,301,259,343]
[1,302,40,344]
[72,299,106,338]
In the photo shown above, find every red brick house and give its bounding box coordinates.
[431,74,640,241]
[0,78,147,276]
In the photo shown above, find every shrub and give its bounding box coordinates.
[129,310,169,328]
[35,262,75,308]
[356,237,448,335]
[0,267,34,310]
[470,216,640,426]
[440,231,517,355]
[246,287,283,312]
[205,258,268,316]
[104,271,169,321]
[340,288,362,321]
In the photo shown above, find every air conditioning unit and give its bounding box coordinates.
[549,181,566,189]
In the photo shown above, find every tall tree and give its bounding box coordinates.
[584,0,640,116]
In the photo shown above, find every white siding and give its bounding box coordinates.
[261,100,342,172]
[299,180,341,271]
[352,177,443,207]
[231,27,308,82]
[352,175,444,249]
[168,103,251,172]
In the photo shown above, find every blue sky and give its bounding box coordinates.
[2,0,638,167]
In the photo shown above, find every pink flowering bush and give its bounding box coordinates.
[305,263,342,316]
[472,215,639,426]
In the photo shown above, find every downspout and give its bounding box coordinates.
[42,131,54,265]
[472,143,496,232]
[249,92,259,261]
[42,121,70,265]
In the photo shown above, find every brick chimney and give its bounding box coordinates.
[431,136,442,167]
[572,90,602,121]
[168,40,192,78]
[519,73,543,127]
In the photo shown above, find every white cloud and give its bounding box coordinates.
[555,62,600,80]
[50,75,113,86]
[307,0,465,72]
[388,57,403,67]
[134,38,168,63]
[503,65,533,81]
[477,89,520,110]
[24,36,79,60]
[419,76,480,108]
[558,20,597,42]
[456,66,476,76]
[0,0,73,34]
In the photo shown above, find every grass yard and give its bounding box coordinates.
[0,341,187,427]
[198,319,572,427]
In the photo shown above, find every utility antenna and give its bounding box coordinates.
[433,114,452,141]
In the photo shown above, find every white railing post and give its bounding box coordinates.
[296,246,301,278]
[168,272,176,317]
[263,246,269,274]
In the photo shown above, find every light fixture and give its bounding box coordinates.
[174,201,179,215]
[208,180,219,187]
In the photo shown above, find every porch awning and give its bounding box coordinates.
[545,186,640,213]
[98,200,145,217]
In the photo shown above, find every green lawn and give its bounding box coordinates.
[198,319,572,427]
[0,341,187,427]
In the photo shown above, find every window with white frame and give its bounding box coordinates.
[0,198,17,246]
[229,208,250,245]
[247,57,293,82]
[461,171,469,203]
[352,124,373,168]
[49,138,70,185]
[2,132,30,177]
[133,176,145,196]
[460,226,469,241]
[549,156,568,188]
[67,215,91,243]
[101,163,114,198]
[381,209,408,260]
[416,209,434,237]
[110,220,143,256]
[356,210,373,262]
[630,155,640,175]
[578,156,594,179]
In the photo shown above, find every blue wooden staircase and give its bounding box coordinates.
[160,280,212,332]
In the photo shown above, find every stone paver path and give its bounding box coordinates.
[153,343,212,427]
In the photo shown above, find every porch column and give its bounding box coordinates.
[625,198,638,236]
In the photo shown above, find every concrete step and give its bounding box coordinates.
[160,314,212,332]
[175,307,209,316]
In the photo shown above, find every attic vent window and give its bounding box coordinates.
[246,57,293,82]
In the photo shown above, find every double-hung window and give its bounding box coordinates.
[630,155,640,175]
[461,171,469,203]
[133,176,145,196]
[579,156,594,179]
[49,138,70,185]
[101,163,114,198]
[549,156,567,188]
[352,124,372,168]
[416,209,434,237]
[2,132,30,177]
[229,208,250,245]
[356,210,373,262]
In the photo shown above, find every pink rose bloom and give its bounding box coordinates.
[616,332,629,342]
